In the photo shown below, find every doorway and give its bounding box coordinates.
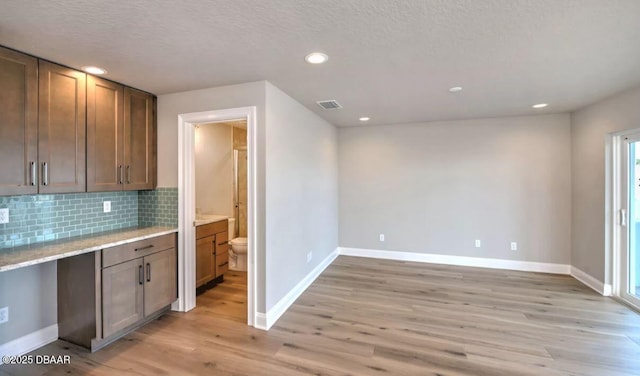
[193,120,248,323]
[175,107,257,327]
[616,132,640,310]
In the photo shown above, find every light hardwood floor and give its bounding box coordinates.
[2,256,640,375]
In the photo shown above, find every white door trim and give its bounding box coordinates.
[175,106,258,327]
[609,129,640,311]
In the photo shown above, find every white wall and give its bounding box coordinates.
[339,114,572,265]
[571,85,640,284]
[157,81,340,315]
[158,81,268,311]
[264,83,339,312]
[195,123,234,216]
[0,264,57,344]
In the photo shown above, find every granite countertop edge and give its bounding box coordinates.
[0,226,178,273]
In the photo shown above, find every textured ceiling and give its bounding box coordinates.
[1,0,639,126]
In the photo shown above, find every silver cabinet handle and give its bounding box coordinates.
[42,162,48,186]
[127,165,131,184]
[30,161,36,186]
[118,165,123,184]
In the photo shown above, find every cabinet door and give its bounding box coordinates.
[123,87,155,190]
[196,235,215,287]
[38,61,86,193]
[215,231,229,277]
[87,76,124,192]
[0,47,38,195]
[144,248,177,315]
[102,258,144,338]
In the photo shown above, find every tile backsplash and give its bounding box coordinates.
[0,191,138,248]
[0,188,180,249]
[138,188,179,227]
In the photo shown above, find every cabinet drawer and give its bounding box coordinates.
[216,231,228,246]
[216,251,229,277]
[196,220,227,239]
[103,233,176,268]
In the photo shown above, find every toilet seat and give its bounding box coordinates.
[230,237,247,246]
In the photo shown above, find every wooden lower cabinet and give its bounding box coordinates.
[102,258,144,338]
[196,235,215,287]
[195,219,228,288]
[144,248,178,314]
[58,233,177,351]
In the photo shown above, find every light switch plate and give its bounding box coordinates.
[379,234,385,242]
[103,201,111,213]
[0,208,9,224]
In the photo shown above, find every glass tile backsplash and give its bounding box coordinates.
[0,191,138,249]
[138,188,179,227]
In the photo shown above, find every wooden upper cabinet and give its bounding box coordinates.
[38,61,86,194]
[87,77,124,192]
[124,87,156,190]
[0,47,38,195]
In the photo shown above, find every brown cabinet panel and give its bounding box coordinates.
[196,220,227,239]
[196,235,215,287]
[215,251,229,277]
[102,258,144,338]
[87,76,124,192]
[38,61,86,193]
[124,87,155,190]
[0,47,38,195]
[144,248,177,315]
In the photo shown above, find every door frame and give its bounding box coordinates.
[174,106,258,327]
[609,130,640,311]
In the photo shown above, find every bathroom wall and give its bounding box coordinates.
[195,123,234,217]
[339,114,572,265]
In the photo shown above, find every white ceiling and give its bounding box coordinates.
[1,0,639,127]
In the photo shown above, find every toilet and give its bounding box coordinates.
[227,218,247,271]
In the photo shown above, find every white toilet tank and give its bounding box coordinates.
[227,218,235,238]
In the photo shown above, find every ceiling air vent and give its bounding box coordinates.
[316,100,342,110]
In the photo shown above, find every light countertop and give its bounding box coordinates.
[0,226,178,273]
[194,214,229,227]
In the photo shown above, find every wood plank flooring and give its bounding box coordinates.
[2,256,640,375]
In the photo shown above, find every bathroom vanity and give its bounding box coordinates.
[195,218,229,288]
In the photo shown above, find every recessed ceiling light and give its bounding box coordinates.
[359,117,370,122]
[449,86,463,93]
[532,103,548,109]
[305,52,328,64]
[81,66,107,75]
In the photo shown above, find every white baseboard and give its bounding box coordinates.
[263,248,339,330]
[338,247,571,275]
[570,266,612,296]
[0,324,58,358]
[254,313,268,331]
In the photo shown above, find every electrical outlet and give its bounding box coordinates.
[307,251,313,263]
[511,242,518,251]
[379,234,385,242]
[103,201,111,213]
[0,307,8,324]
[0,208,8,224]
[475,239,481,248]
